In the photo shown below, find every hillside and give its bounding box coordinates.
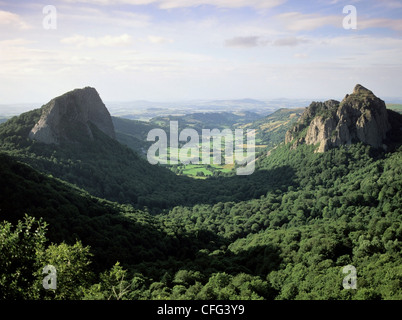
[0,153,169,270]
[112,116,158,156]
[244,107,304,149]
[0,153,233,299]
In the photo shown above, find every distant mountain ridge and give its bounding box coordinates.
[285,84,394,152]
[29,87,115,144]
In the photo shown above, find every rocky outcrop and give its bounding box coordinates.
[29,87,115,144]
[285,99,339,148]
[285,84,391,152]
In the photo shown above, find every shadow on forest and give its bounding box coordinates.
[142,165,297,213]
[190,243,282,278]
[72,214,283,283]
[102,214,283,282]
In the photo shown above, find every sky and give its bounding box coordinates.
[0,0,401,104]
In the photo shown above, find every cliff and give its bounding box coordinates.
[29,87,115,144]
[285,84,391,152]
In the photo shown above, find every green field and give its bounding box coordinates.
[182,165,213,178]
[149,144,252,178]
[387,104,402,113]
[171,162,235,179]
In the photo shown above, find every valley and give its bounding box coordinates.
[112,107,304,178]
[0,85,401,301]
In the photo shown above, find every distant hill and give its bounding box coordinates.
[113,111,264,158]
[106,98,273,120]
[150,111,262,132]
[112,116,158,156]
[387,104,402,114]
[242,108,304,150]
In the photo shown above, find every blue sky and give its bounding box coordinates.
[0,0,401,103]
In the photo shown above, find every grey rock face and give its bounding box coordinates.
[286,84,391,152]
[29,87,115,144]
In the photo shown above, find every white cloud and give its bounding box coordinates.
[147,35,173,44]
[276,11,402,33]
[294,53,308,59]
[60,34,133,47]
[155,0,286,9]
[359,18,402,32]
[60,0,286,9]
[0,38,34,47]
[276,12,341,31]
[374,0,402,9]
[56,7,151,29]
[0,10,31,29]
[0,39,64,78]
[1,0,401,103]
[224,36,310,48]
[324,35,402,65]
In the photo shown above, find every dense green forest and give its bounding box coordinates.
[1,142,401,299]
[0,101,401,300]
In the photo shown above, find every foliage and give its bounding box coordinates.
[0,215,94,300]
[0,215,47,299]
[35,241,94,299]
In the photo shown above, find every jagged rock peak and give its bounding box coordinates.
[285,84,391,152]
[352,84,374,96]
[29,87,115,144]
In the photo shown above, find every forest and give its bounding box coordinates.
[0,103,401,300]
